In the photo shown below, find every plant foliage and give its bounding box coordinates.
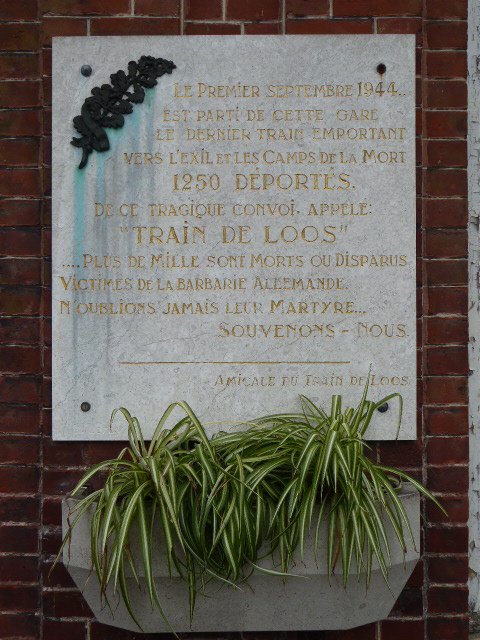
[58,386,443,632]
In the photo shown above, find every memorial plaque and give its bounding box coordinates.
[52,35,416,440]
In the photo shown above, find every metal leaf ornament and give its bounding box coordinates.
[71,56,176,169]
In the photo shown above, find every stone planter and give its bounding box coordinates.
[62,483,420,633]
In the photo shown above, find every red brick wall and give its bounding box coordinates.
[0,1,469,639]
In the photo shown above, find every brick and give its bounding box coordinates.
[90,622,135,640]
[43,440,84,466]
[0,81,40,109]
[0,404,39,434]
[426,494,468,523]
[135,0,179,14]
[0,376,41,404]
[426,345,468,375]
[0,54,39,80]
[0,525,37,553]
[0,259,41,286]
[427,465,468,492]
[428,585,468,614]
[0,111,41,139]
[43,620,87,640]
[227,0,280,20]
[0,139,40,167]
[380,620,424,640]
[0,25,39,52]
[42,559,76,589]
[0,229,40,257]
[377,17,422,43]
[43,469,85,495]
[426,526,468,554]
[0,613,39,639]
[41,17,88,46]
[424,169,467,198]
[287,19,373,34]
[425,140,467,168]
[424,286,467,314]
[389,588,423,617]
[0,555,37,583]
[425,317,468,345]
[0,200,41,226]
[425,406,468,435]
[0,169,41,198]
[425,111,467,138]
[333,0,421,16]
[426,0,467,19]
[0,0,38,19]
[427,554,468,583]
[90,17,180,35]
[425,51,467,78]
[0,347,41,374]
[427,437,468,465]
[43,590,92,618]
[286,0,329,16]
[244,23,281,33]
[0,287,41,315]
[0,466,39,493]
[0,496,39,524]
[82,441,125,465]
[41,0,130,14]
[377,440,422,467]
[425,79,467,109]
[425,229,467,258]
[184,0,221,19]
[424,376,467,404]
[425,260,467,286]
[425,21,467,49]
[427,616,469,639]
[185,22,242,34]
[0,436,39,464]
[424,199,467,228]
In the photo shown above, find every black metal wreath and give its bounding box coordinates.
[71,55,176,169]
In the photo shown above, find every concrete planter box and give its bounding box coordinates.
[62,483,420,633]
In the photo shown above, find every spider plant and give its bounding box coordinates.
[57,384,443,633]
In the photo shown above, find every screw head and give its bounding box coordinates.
[376,63,387,75]
[81,64,92,77]
[377,403,389,413]
[80,402,91,412]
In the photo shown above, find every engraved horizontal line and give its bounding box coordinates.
[119,361,351,365]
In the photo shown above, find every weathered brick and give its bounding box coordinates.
[425,140,467,167]
[424,376,467,404]
[185,22,242,34]
[425,260,468,286]
[286,0,329,16]
[428,585,468,613]
[425,406,468,436]
[426,0,467,19]
[425,316,468,345]
[426,616,469,639]
[90,17,180,35]
[0,139,40,167]
[287,19,373,34]
[0,54,39,80]
[42,17,88,45]
[425,51,467,78]
[135,0,179,15]
[425,21,467,49]
[425,79,467,109]
[425,110,467,138]
[41,0,129,14]
[228,0,280,20]
[334,0,421,16]
[427,465,468,492]
[0,25,39,52]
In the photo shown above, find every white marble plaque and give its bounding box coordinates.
[52,35,416,440]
